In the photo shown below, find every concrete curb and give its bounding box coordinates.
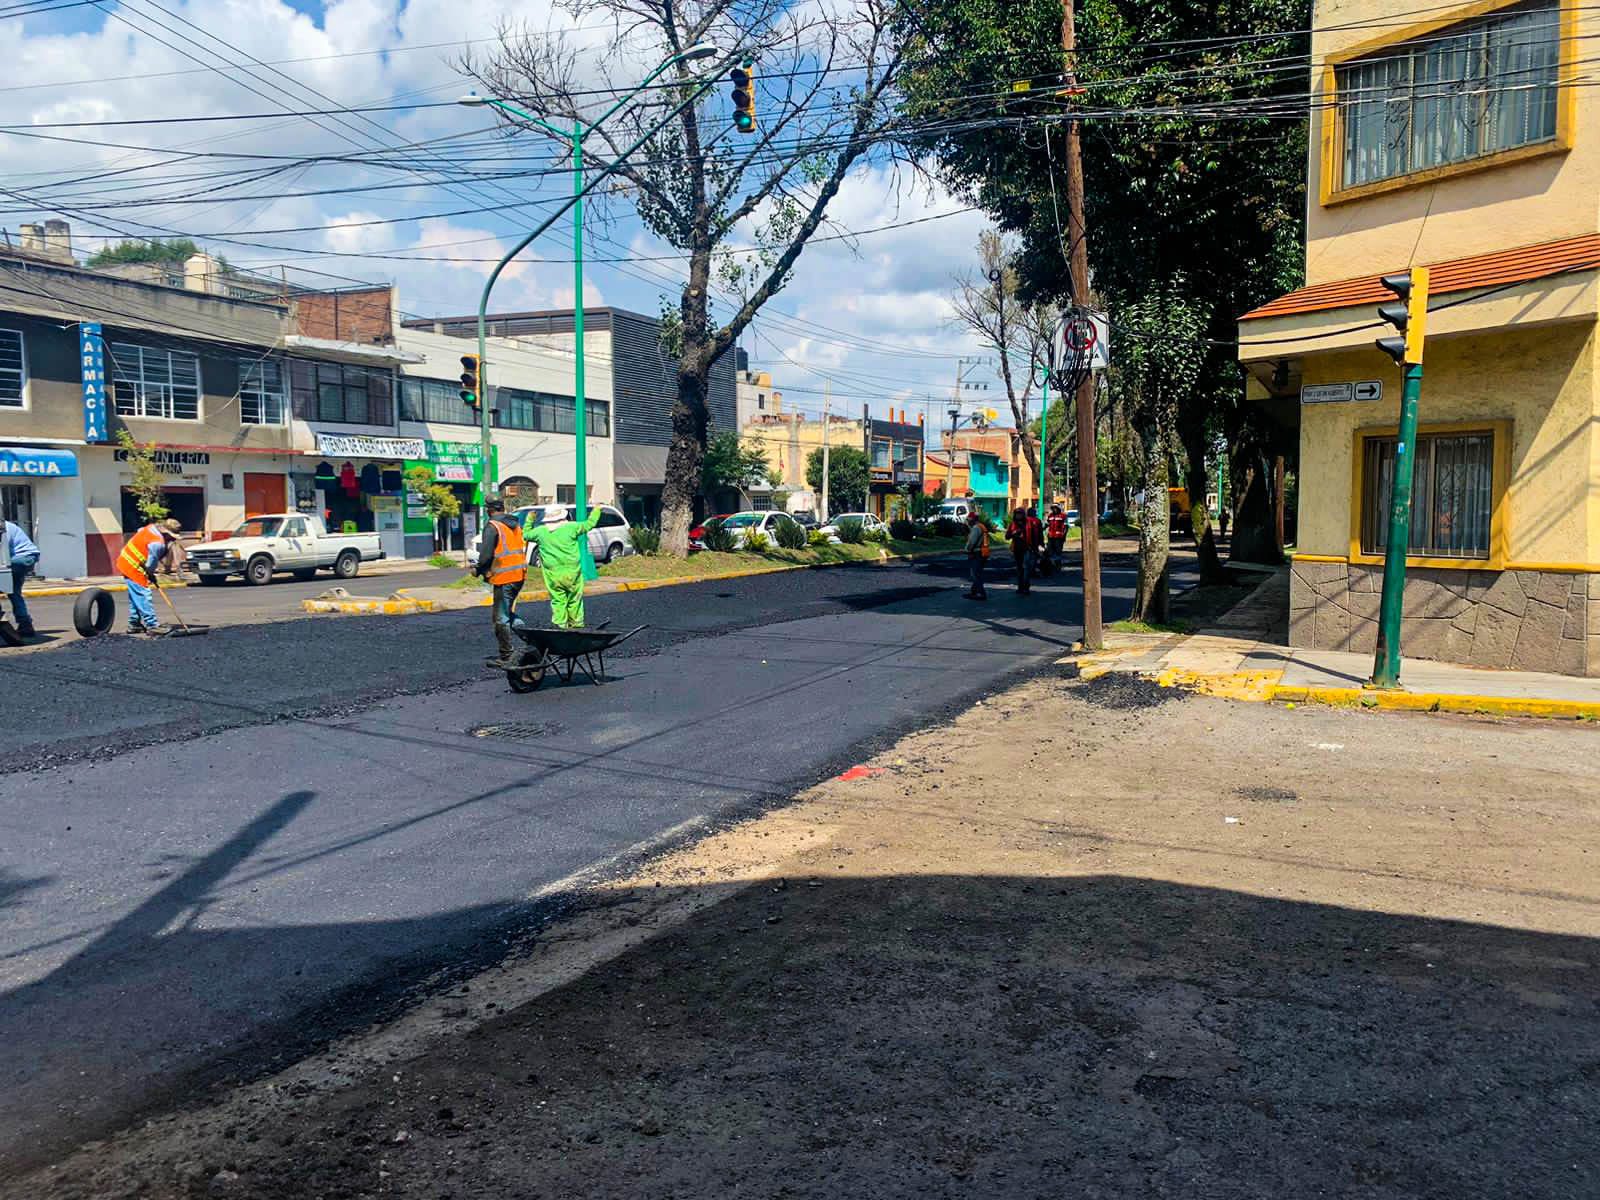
[299,545,965,617]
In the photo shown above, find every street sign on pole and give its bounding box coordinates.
[1056,310,1110,372]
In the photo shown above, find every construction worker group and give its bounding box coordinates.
[475,500,601,662]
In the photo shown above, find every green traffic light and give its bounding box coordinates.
[735,112,754,133]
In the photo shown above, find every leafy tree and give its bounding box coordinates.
[88,238,202,268]
[404,466,461,552]
[899,0,1311,578]
[116,430,170,521]
[805,445,869,514]
[701,432,776,496]
[464,0,916,557]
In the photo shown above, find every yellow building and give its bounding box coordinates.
[742,402,865,503]
[1240,0,1600,676]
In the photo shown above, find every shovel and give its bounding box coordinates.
[154,578,211,637]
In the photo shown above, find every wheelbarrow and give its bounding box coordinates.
[487,622,648,693]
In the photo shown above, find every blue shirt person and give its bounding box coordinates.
[3,520,40,637]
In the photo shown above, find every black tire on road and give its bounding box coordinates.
[198,575,226,587]
[333,550,360,579]
[245,555,274,586]
[605,541,624,564]
[292,568,318,581]
[72,587,116,638]
[506,665,545,693]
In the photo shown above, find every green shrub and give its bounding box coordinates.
[773,515,808,550]
[743,528,771,553]
[807,529,832,547]
[427,552,458,568]
[864,524,890,545]
[700,517,736,552]
[932,517,963,538]
[888,518,918,541]
[629,524,661,555]
[835,517,865,544]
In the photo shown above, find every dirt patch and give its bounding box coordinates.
[17,680,1600,1199]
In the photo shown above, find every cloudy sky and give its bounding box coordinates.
[2,0,1013,430]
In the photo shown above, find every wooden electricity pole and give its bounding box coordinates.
[1062,0,1102,649]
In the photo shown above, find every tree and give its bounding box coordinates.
[949,231,1060,481]
[1105,288,1206,622]
[805,445,868,513]
[899,0,1310,579]
[87,238,202,268]
[701,432,776,498]
[116,430,170,522]
[404,466,462,553]
[463,0,913,557]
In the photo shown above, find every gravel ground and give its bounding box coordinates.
[17,675,1599,1199]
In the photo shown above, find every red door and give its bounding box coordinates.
[244,473,284,517]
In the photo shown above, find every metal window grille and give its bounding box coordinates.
[110,341,201,420]
[1360,431,1494,558]
[0,329,23,407]
[1339,1,1559,189]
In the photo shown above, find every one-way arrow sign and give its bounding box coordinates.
[1353,380,1383,401]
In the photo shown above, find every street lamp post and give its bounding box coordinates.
[459,42,719,578]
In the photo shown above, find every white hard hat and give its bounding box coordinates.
[545,505,572,523]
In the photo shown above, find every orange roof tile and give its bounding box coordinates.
[1240,234,1600,321]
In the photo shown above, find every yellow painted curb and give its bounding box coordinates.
[26,580,189,597]
[1268,683,1600,721]
[1156,667,1284,702]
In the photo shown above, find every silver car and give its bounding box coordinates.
[471,503,634,564]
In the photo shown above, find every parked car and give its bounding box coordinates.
[689,513,737,550]
[789,511,820,530]
[188,513,385,586]
[927,499,975,525]
[1065,509,1079,527]
[715,510,802,548]
[820,512,888,540]
[471,503,634,564]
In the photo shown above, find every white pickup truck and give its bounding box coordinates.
[186,513,385,586]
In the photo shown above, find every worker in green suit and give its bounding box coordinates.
[523,505,601,628]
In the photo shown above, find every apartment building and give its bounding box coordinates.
[1239,0,1600,675]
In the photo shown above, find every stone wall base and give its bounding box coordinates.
[1289,561,1600,677]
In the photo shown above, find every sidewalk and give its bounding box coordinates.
[1076,567,1600,719]
[21,658,1600,1198]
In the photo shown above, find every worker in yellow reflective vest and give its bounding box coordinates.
[473,499,529,664]
[524,505,601,628]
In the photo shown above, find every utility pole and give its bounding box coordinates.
[820,382,832,521]
[1062,0,1103,649]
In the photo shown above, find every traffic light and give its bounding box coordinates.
[459,353,481,409]
[1376,267,1430,367]
[729,61,755,133]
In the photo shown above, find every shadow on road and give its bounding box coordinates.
[18,865,1600,1198]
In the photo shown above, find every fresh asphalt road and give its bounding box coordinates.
[0,546,1197,1173]
[13,565,454,650]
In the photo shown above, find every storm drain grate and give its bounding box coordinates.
[469,721,566,740]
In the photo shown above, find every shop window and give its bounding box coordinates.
[872,438,891,468]
[1360,430,1495,559]
[1337,1,1559,192]
[289,359,393,426]
[0,329,24,408]
[239,358,286,424]
[110,342,201,421]
[555,485,594,504]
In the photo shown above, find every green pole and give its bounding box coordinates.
[571,125,597,580]
[1371,360,1424,688]
[1036,370,1049,520]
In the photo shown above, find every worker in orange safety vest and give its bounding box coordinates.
[116,518,181,634]
[473,498,529,663]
